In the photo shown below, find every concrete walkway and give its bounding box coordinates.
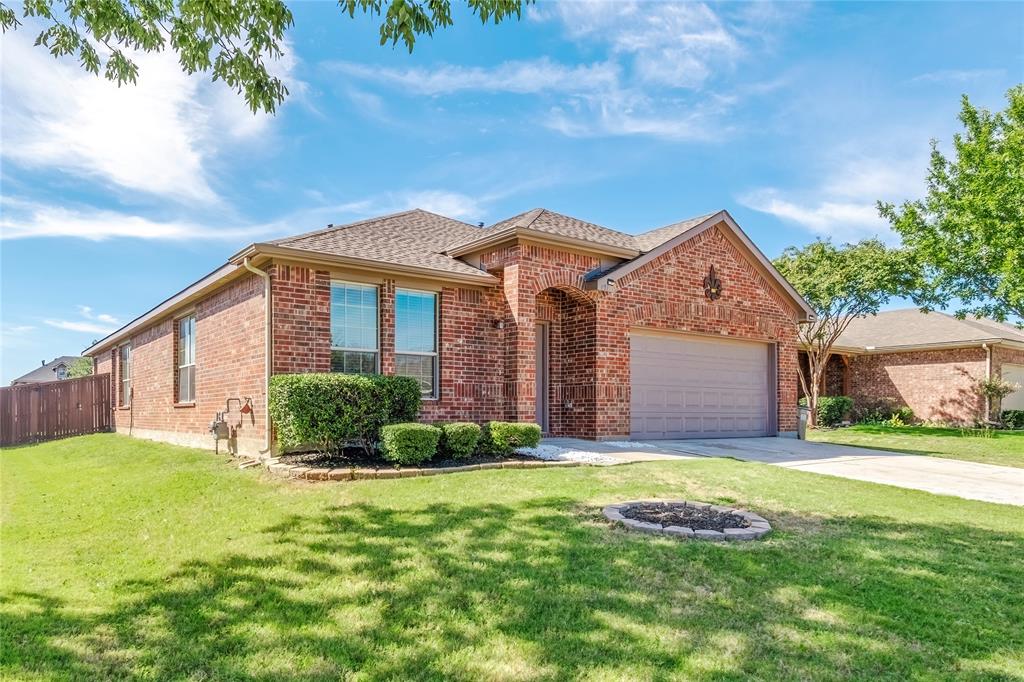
[543,437,1024,506]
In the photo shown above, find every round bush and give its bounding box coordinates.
[381,423,441,465]
[483,421,542,456]
[439,422,481,460]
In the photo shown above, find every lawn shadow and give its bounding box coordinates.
[3,498,1023,680]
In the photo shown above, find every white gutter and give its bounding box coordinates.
[243,258,273,454]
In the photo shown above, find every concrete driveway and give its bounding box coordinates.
[543,437,1024,506]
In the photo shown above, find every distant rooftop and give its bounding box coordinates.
[836,309,1024,350]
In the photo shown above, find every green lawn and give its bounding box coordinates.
[808,424,1024,469]
[3,435,1023,681]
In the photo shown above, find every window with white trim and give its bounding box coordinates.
[330,282,379,374]
[395,289,438,398]
[177,314,196,403]
[119,343,132,407]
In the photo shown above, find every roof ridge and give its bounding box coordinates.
[638,211,717,236]
[271,208,427,245]
[519,208,546,229]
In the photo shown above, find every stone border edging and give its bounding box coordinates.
[263,457,583,481]
[602,500,771,541]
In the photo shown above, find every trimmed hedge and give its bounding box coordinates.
[438,422,482,460]
[484,421,542,456]
[1003,410,1024,429]
[381,423,441,465]
[268,373,421,454]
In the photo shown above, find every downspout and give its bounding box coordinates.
[243,258,273,455]
[982,342,992,422]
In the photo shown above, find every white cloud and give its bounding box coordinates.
[542,1,742,88]
[740,188,886,236]
[545,89,730,141]
[0,199,253,241]
[738,154,928,242]
[44,319,118,335]
[76,306,120,326]
[330,58,619,95]
[327,190,484,222]
[909,68,1004,84]
[0,27,299,204]
[331,2,799,141]
[42,305,121,336]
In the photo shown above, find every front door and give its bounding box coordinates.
[535,321,549,433]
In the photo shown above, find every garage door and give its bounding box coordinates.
[630,331,773,439]
[1004,364,1024,411]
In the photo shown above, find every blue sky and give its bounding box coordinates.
[1,1,1021,383]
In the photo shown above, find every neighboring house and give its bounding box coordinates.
[9,356,82,385]
[84,208,814,456]
[801,309,1024,424]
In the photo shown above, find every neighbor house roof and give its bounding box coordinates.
[10,356,81,385]
[834,309,1024,352]
[85,206,814,355]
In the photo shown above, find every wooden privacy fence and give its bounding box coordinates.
[0,374,111,447]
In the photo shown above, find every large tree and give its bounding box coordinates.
[65,357,94,379]
[774,239,914,427]
[1,0,529,114]
[878,85,1024,323]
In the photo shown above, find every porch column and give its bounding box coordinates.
[502,264,537,422]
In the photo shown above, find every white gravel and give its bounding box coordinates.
[517,444,623,465]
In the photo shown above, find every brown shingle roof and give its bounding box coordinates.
[271,209,489,278]
[634,213,716,252]
[448,208,715,255]
[837,309,1024,350]
[268,207,717,277]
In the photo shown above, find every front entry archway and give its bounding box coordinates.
[534,286,598,437]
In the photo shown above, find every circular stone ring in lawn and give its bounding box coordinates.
[603,500,771,541]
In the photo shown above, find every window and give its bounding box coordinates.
[396,289,438,398]
[330,282,378,374]
[55,365,67,380]
[177,314,196,403]
[119,343,132,407]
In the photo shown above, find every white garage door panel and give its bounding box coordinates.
[1004,364,1024,411]
[630,332,771,439]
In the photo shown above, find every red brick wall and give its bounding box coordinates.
[270,265,331,374]
[95,273,267,453]
[419,285,507,423]
[847,347,987,424]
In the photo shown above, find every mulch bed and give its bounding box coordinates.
[281,448,535,470]
[622,502,751,531]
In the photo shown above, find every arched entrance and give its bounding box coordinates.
[534,286,598,436]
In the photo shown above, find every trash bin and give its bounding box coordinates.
[798,406,811,440]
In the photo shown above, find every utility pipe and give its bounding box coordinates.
[243,257,272,455]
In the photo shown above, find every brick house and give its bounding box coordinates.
[800,309,1024,424]
[85,208,815,456]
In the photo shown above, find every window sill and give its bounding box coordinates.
[173,402,196,408]
[117,406,132,411]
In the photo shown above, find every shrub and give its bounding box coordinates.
[484,421,542,455]
[1003,410,1024,429]
[852,397,913,425]
[812,396,853,427]
[268,373,421,454]
[381,423,441,465]
[438,422,481,460]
